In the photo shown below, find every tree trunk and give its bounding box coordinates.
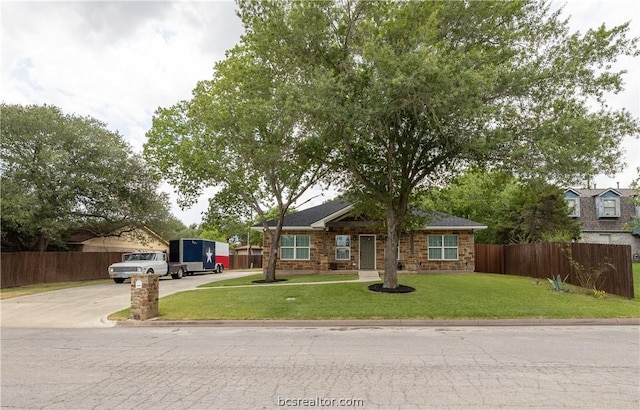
[33,234,49,252]
[383,207,401,289]
[263,223,284,282]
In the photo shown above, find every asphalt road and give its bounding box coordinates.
[1,272,639,409]
[0,270,258,328]
[1,325,639,409]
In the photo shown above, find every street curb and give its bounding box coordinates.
[115,317,640,328]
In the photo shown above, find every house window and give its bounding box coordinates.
[335,235,350,260]
[602,199,618,217]
[598,234,611,244]
[428,235,458,260]
[566,198,580,217]
[280,235,310,260]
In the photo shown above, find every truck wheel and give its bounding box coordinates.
[146,269,154,274]
[113,278,125,284]
[171,268,184,280]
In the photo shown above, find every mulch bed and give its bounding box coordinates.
[368,283,416,293]
[251,278,289,284]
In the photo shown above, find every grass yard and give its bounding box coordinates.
[634,262,640,302]
[109,271,640,321]
[198,273,359,287]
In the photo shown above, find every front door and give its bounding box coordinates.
[359,235,376,270]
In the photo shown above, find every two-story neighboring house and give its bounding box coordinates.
[565,187,640,257]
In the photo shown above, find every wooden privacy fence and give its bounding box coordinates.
[0,251,264,288]
[229,254,262,270]
[475,243,634,299]
[1,252,124,289]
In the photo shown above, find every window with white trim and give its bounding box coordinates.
[602,198,618,217]
[280,235,310,260]
[566,198,580,217]
[335,235,350,260]
[428,235,458,260]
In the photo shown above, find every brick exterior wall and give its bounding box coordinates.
[262,228,476,274]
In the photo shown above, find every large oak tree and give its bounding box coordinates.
[144,45,329,282]
[1,104,171,251]
[235,0,639,288]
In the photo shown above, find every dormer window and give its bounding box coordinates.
[596,194,620,218]
[566,198,580,217]
[602,199,618,217]
[564,189,581,218]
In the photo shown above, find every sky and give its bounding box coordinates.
[2,0,639,226]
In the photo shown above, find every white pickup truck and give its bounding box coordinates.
[108,251,187,283]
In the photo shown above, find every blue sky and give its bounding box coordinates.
[2,0,639,225]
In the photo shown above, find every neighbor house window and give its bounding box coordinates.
[280,235,310,260]
[566,198,580,217]
[335,235,350,260]
[596,195,620,218]
[602,198,618,217]
[428,235,458,260]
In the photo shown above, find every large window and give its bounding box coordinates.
[602,199,618,217]
[428,235,458,260]
[335,235,350,260]
[597,195,620,218]
[280,235,310,260]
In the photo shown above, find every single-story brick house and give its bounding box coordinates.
[255,199,486,274]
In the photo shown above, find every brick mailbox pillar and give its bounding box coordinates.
[130,274,159,320]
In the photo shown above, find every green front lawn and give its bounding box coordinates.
[634,262,640,301]
[109,272,640,321]
[198,273,359,287]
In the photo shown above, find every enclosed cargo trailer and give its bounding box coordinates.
[169,239,229,274]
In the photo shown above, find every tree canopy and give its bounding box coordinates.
[233,0,639,288]
[144,36,330,281]
[1,103,172,251]
[426,170,581,244]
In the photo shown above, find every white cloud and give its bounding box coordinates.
[2,0,638,225]
[1,0,243,225]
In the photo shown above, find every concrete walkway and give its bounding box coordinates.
[357,270,381,281]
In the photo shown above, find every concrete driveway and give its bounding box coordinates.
[0,270,257,328]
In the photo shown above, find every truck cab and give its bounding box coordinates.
[108,251,170,283]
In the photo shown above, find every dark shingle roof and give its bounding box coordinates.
[565,188,638,232]
[569,188,636,197]
[423,211,487,228]
[261,199,485,229]
[263,199,351,227]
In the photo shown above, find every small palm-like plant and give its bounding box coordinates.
[548,274,570,292]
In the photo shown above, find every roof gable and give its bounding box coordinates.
[564,188,581,198]
[278,199,353,228]
[596,188,621,198]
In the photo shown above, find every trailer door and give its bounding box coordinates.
[202,241,216,270]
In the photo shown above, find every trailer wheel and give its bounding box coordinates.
[171,268,184,280]
[113,278,125,284]
[217,264,224,274]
